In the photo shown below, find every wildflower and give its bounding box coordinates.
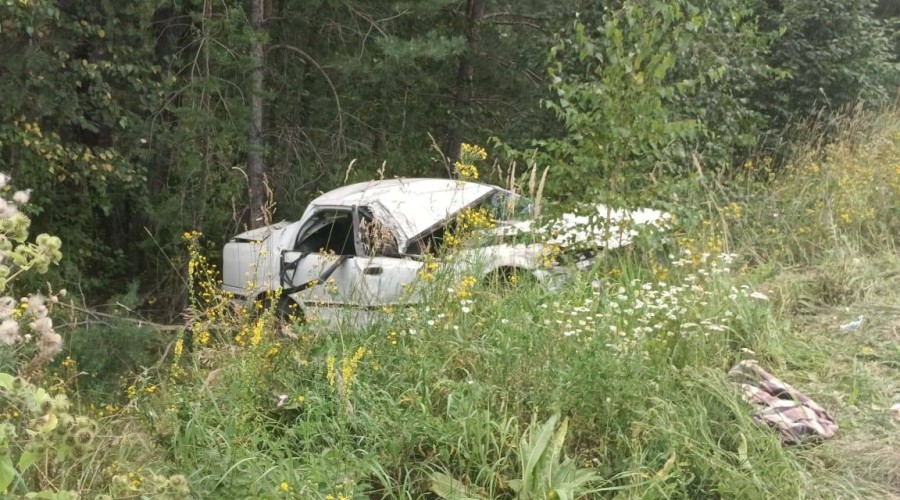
[460,143,488,160]
[27,293,48,318]
[30,316,53,334]
[0,198,17,218]
[0,319,20,345]
[40,331,63,355]
[326,355,336,387]
[340,347,367,396]
[280,481,290,492]
[12,189,31,204]
[454,160,479,180]
[750,292,769,300]
[173,338,184,359]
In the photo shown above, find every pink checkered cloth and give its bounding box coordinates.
[729,360,838,444]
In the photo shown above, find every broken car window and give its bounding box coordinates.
[359,215,399,257]
[295,210,356,255]
[485,190,533,221]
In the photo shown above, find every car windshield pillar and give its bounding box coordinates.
[294,208,357,255]
[351,205,363,257]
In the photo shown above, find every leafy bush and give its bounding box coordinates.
[757,0,899,129]
[0,177,185,498]
[524,0,775,203]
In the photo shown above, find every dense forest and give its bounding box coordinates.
[1,0,897,309]
[1,1,899,498]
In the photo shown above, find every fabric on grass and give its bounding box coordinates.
[729,360,838,444]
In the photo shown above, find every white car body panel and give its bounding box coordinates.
[222,178,668,325]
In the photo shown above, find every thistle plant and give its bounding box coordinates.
[0,176,190,497]
[0,372,97,495]
[0,175,80,496]
[0,174,64,381]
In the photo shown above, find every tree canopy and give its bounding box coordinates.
[0,0,896,308]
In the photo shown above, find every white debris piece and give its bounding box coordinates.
[839,315,864,332]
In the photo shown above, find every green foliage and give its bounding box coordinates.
[7,107,898,497]
[506,414,602,500]
[0,174,66,383]
[1,0,896,312]
[62,321,167,398]
[667,0,780,168]
[0,0,164,293]
[0,372,187,499]
[758,0,900,128]
[725,107,900,266]
[4,0,900,494]
[530,0,776,204]
[377,31,466,61]
[430,413,604,500]
[0,373,96,496]
[0,0,290,299]
[120,209,812,497]
[542,3,698,199]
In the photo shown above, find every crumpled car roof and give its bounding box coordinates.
[306,178,498,244]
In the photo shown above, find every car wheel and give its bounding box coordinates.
[256,295,304,323]
[275,296,304,324]
[485,267,536,291]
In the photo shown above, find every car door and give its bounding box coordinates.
[281,206,426,324]
[279,207,366,322]
[352,208,426,309]
[351,254,425,308]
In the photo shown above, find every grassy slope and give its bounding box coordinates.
[136,109,900,498]
[771,253,900,497]
[16,109,899,498]
[725,109,900,498]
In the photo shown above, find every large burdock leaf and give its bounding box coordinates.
[430,472,485,500]
[17,449,39,473]
[0,454,15,494]
[519,413,560,497]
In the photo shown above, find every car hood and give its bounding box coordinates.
[307,179,499,250]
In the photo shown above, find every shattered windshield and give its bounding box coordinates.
[484,189,534,221]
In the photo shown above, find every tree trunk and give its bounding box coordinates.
[248,0,267,228]
[442,0,484,169]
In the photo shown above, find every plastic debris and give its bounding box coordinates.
[839,315,864,332]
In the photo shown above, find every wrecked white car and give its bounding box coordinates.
[222,178,668,324]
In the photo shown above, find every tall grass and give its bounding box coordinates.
[19,106,900,498]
